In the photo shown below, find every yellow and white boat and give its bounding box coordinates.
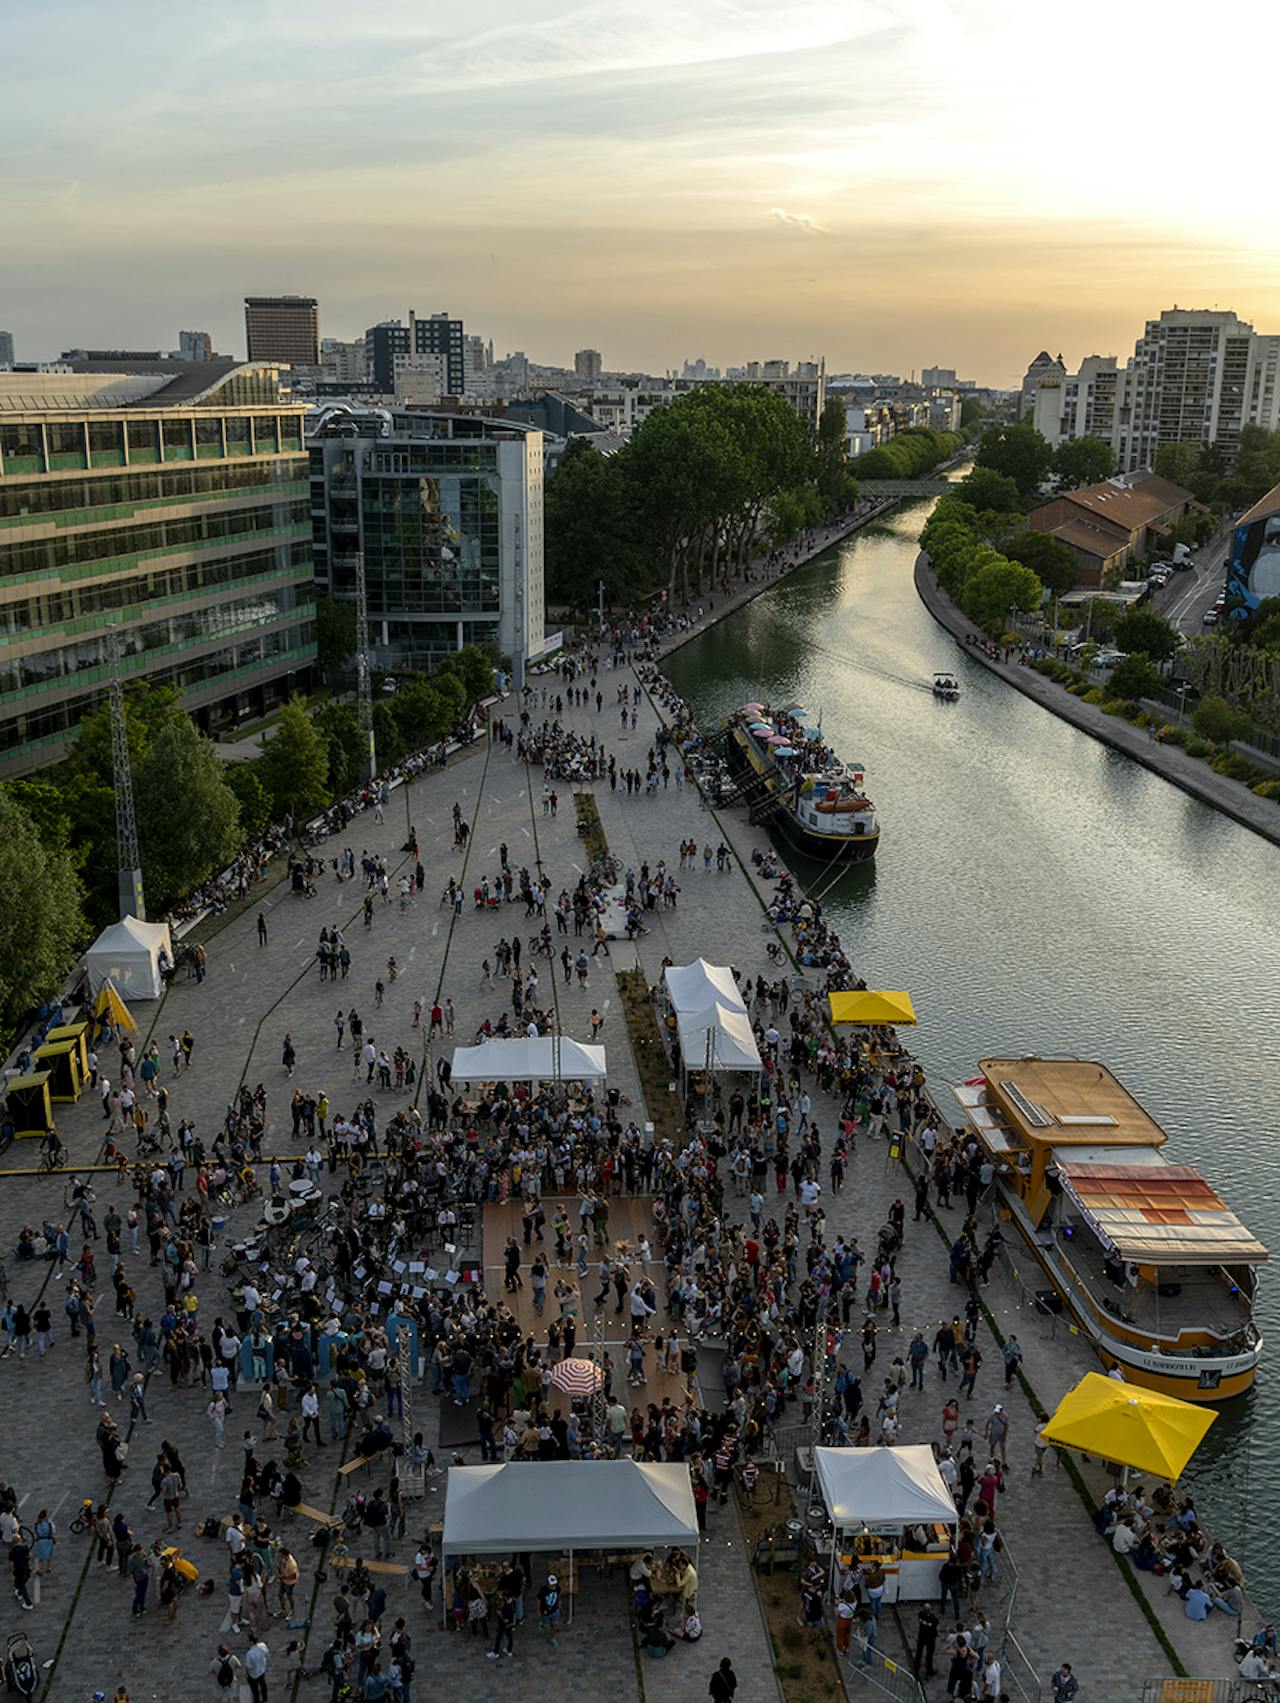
[952,1056,1266,1402]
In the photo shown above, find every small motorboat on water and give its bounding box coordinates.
[932,672,960,701]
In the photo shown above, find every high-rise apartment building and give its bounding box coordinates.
[1118,309,1264,472]
[574,349,603,383]
[412,312,466,395]
[309,405,543,677]
[1032,355,1121,451]
[244,295,320,367]
[462,335,489,388]
[921,366,957,388]
[0,359,316,776]
[177,330,213,363]
[320,337,368,386]
[0,332,14,366]
[1019,351,1066,419]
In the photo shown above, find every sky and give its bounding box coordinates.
[5,0,1280,387]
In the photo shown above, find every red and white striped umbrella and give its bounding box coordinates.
[549,1357,605,1396]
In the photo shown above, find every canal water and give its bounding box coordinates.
[664,493,1280,1600]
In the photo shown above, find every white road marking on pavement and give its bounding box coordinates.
[18,1492,30,1508]
[293,938,305,949]
[50,1491,68,1519]
[571,861,582,872]
[432,923,439,938]
[521,827,532,838]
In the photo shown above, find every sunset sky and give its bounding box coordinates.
[6,0,1279,385]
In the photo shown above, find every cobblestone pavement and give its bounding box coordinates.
[0,575,1236,1701]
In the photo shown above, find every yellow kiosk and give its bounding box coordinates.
[814,1446,957,1603]
[44,1021,91,1082]
[33,1038,83,1103]
[5,1073,55,1139]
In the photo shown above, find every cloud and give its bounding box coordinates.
[771,207,824,234]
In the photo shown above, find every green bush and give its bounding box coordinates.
[1251,779,1280,800]
[1213,752,1256,782]
[1185,738,1214,759]
[1158,724,1190,747]
[1193,694,1252,746]
[1082,688,1106,705]
[1101,699,1129,716]
[1031,657,1058,678]
[1067,682,1091,697]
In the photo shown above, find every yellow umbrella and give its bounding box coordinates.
[93,979,138,1033]
[828,990,917,1027]
[1040,1372,1216,1480]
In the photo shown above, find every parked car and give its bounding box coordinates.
[1203,609,1219,626]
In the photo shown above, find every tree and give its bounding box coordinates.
[225,763,272,839]
[545,438,647,609]
[314,591,358,683]
[1053,435,1115,490]
[437,644,495,703]
[975,422,1053,498]
[960,558,1044,629]
[259,698,331,823]
[1154,441,1201,491]
[958,466,1022,516]
[1004,530,1079,596]
[1193,695,1251,746]
[960,396,987,434]
[135,720,242,911]
[313,701,367,795]
[68,680,185,786]
[816,397,853,514]
[1112,607,1180,664]
[0,789,87,1035]
[1108,654,1161,700]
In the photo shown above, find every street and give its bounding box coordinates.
[1153,519,1233,633]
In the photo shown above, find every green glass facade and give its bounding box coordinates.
[0,398,316,775]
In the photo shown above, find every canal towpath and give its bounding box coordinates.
[914,549,1280,851]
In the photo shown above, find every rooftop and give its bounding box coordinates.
[0,359,291,413]
[1041,471,1195,536]
[977,1056,1169,1149]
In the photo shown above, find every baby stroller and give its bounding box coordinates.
[4,1631,38,1696]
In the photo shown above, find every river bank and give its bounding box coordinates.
[914,550,1280,851]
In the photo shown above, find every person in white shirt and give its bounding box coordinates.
[243,1637,269,1702]
[1111,1518,1138,1555]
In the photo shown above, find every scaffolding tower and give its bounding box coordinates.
[106,625,145,920]
[397,1323,425,1497]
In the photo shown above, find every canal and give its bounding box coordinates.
[664,492,1280,1602]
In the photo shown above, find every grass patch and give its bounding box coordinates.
[616,967,684,1148]
[736,1481,850,1703]
[574,792,610,862]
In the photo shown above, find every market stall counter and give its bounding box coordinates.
[814,1445,958,1604]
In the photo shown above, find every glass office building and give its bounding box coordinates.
[0,359,316,777]
[310,406,543,674]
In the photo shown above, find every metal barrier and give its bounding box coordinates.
[840,1638,929,1703]
[1000,1629,1043,1703]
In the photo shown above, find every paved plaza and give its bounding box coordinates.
[0,578,1233,1700]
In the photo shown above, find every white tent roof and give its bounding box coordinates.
[664,959,746,1015]
[677,1002,762,1073]
[442,1460,699,1554]
[449,1036,607,1083]
[84,916,173,999]
[815,1446,958,1529]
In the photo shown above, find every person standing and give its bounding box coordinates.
[210,1644,242,1702]
[709,1656,738,1701]
[244,1636,270,1702]
[257,912,269,947]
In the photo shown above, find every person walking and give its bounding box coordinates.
[709,1656,738,1700]
[208,1391,228,1448]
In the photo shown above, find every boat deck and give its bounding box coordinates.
[1054,1210,1254,1346]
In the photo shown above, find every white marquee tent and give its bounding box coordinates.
[663,958,747,1015]
[443,1460,698,1556]
[449,1035,607,1084]
[84,916,173,1000]
[677,1001,762,1074]
[814,1445,958,1529]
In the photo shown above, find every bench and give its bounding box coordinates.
[331,1556,408,1578]
[286,1502,342,1528]
[339,1449,388,1476]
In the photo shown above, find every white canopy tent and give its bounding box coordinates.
[677,1001,762,1075]
[448,1035,607,1084]
[84,916,173,1000]
[443,1462,697,1615]
[663,958,747,1015]
[815,1446,957,1529]
[814,1446,958,1605]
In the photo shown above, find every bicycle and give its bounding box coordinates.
[69,1500,96,1536]
[38,1138,67,1174]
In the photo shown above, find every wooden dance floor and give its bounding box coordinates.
[481,1195,693,1411]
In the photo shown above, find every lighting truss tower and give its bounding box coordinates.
[397,1323,424,1497]
[354,548,376,782]
[591,1308,608,1448]
[106,625,145,920]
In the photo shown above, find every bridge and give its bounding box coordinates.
[858,479,954,497]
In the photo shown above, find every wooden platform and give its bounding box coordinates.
[481,1196,696,1411]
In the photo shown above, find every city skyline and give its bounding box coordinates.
[6,0,1279,385]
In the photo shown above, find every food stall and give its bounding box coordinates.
[814,1446,957,1603]
[5,1072,54,1141]
[43,1021,91,1083]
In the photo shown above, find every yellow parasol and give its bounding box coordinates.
[828,990,917,1027]
[93,979,138,1033]
[1040,1371,1216,1481]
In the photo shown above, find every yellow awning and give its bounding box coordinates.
[828,990,917,1027]
[93,979,137,1033]
[1040,1371,1216,1480]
